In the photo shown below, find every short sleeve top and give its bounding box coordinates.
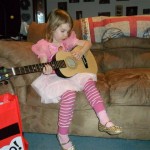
[32,31,79,62]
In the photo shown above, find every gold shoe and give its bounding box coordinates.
[57,135,76,150]
[62,145,75,150]
[61,141,75,150]
[98,121,123,135]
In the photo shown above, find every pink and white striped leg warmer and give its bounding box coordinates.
[83,80,113,127]
[57,90,76,149]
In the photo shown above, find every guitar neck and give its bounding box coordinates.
[12,60,66,76]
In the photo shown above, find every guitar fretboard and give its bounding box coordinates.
[13,60,66,75]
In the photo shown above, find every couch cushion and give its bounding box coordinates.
[96,73,109,104]
[102,37,150,49]
[101,48,134,72]
[27,21,82,43]
[105,68,150,106]
[101,37,150,72]
[27,22,47,43]
[133,49,150,68]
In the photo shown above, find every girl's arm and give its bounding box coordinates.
[71,40,92,60]
[40,56,47,63]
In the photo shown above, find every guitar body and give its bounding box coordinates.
[54,47,98,78]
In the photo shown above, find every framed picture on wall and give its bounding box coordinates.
[99,0,110,4]
[98,12,110,16]
[76,11,82,19]
[115,5,123,16]
[58,2,67,11]
[126,6,138,16]
[84,0,95,2]
[69,0,79,3]
[143,9,150,14]
[33,0,47,23]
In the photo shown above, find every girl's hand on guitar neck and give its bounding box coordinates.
[40,56,53,75]
[43,64,53,75]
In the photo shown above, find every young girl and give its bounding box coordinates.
[31,9,122,150]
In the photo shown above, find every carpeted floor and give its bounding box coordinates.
[24,133,150,150]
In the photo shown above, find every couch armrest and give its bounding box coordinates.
[0,40,40,87]
[0,40,41,103]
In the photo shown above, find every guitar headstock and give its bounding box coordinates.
[0,67,12,85]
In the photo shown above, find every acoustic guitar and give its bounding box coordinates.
[0,46,98,83]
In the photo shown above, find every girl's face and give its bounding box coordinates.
[52,23,71,43]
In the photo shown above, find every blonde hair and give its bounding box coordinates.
[45,9,73,41]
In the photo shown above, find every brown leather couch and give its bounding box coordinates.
[0,20,150,140]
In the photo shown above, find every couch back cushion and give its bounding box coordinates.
[101,37,150,72]
[27,22,47,43]
[27,20,82,43]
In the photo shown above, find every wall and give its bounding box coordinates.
[46,0,150,19]
[21,0,150,24]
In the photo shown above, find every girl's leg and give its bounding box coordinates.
[58,90,76,149]
[83,80,113,126]
[83,80,122,134]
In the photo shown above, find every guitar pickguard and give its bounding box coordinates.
[65,57,77,69]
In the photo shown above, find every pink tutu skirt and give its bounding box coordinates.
[31,73,97,104]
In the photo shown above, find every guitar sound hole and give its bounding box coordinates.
[65,57,76,68]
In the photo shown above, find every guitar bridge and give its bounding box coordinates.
[82,55,88,68]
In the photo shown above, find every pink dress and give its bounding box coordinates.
[31,31,97,104]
